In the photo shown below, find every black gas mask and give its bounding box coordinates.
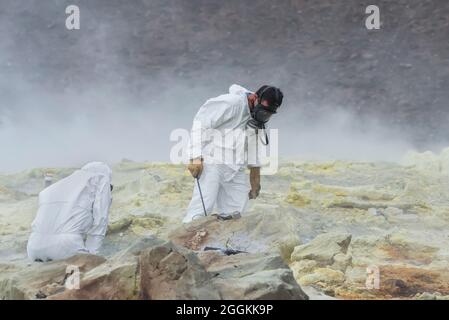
[247,86,281,130]
[249,104,278,128]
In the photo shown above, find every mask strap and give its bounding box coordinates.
[260,123,269,146]
[257,86,272,104]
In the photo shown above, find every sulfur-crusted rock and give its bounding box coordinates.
[291,232,352,266]
[285,184,311,207]
[331,253,352,272]
[290,259,318,279]
[298,268,346,288]
[278,235,302,262]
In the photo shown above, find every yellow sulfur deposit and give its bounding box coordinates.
[285,184,311,207]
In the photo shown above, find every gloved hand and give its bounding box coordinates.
[188,157,203,178]
[249,167,261,199]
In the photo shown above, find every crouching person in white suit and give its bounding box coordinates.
[27,162,113,262]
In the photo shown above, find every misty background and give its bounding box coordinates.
[1,0,449,173]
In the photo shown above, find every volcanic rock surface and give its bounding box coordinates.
[2,149,449,299]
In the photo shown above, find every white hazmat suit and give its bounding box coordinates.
[27,162,112,261]
[183,84,261,223]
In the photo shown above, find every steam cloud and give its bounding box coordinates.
[0,0,447,173]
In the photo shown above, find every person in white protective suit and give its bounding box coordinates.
[27,162,113,261]
[183,84,284,223]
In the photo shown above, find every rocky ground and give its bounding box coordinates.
[2,148,449,300]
